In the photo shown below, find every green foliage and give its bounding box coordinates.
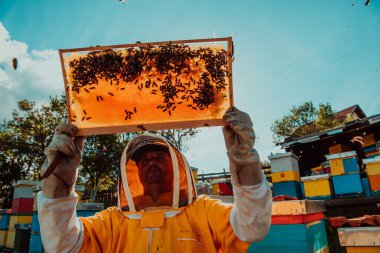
[0,95,199,206]
[271,101,344,144]
[0,96,67,207]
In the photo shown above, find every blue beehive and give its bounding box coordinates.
[273,181,302,199]
[361,178,372,197]
[247,220,329,253]
[0,213,10,230]
[342,157,359,174]
[77,210,98,217]
[332,173,363,197]
[29,233,43,253]
[31,212,40,233]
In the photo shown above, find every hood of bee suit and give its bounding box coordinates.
[118,134,197,212]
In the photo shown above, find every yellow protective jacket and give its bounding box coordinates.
[37,134,272,253]
[80,195,249,253]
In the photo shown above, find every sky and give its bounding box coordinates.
[0,0,379,174]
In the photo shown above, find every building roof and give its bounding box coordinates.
[280,114,380,149]
[335,104,366,120]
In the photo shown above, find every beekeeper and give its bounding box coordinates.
[37,106,272,253]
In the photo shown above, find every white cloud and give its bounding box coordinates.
[0,23,63,120]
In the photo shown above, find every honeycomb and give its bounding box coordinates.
[59,39,233,135]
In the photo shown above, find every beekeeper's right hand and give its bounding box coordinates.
[41,123,85,198]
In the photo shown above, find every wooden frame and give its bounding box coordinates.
[59,37,234,136]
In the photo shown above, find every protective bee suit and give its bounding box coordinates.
[37,107,272,253]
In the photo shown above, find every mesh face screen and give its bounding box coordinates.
[60,38,233,135]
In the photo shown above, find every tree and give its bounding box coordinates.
[271,101,345,144]
[0,96,67,207]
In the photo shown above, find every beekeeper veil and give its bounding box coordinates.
[118,134,197,211]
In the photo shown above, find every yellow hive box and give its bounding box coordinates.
[363,157,380,175]
[329,159,345,176]
[212,183,219,195]
[301,174,331,197]
[0,230,7,247]
[8,215,32,232]
[191,167,198,183]
[272,171,300,183]
[366,167,380,176]
[5,230,15,249]
[346,247,380,253]
[326,151,357,176]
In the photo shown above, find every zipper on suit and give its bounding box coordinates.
[146,227,159,253]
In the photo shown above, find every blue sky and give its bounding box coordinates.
[1,0,379,173]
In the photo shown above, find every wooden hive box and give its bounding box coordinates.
[331,173,363,198]
[301,174,332,200]
[268,152,299,173]
[273,181,302,199]
[247,219,329,253]
[8,214,32,232]
[272,171,301,183]
[0,230,7,247]
[325,151,359,176]
[272,199,326,216]
[5,230,15,249]
[59,38,234,135]
[29,233,44,253]
[338,227,380,253]
[0,213,10,230]
[363,157,380,194]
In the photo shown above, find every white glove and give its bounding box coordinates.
[41,123,84,194]
[223,106,261,185]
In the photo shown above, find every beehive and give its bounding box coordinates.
[268,152,299,173]
[363,157,380,193]
[325,151,359,176]
[59,38,234,135]
[301,174,331,199]
[338,227,380,253]
[332,173,363,198]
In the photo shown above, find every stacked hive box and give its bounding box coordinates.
[338,227,380,253]
[247,200,329,253]
[6,180,38,250]
[362,134,379,158]
[12,180,40,214]
[301,174,332,200]
[362,157,380,196]
[269,152,302,199]
[211,181,233,196]
[325,151,363,198]
[29,185,87,253]
[0,209,11,248]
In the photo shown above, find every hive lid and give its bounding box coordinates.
[268,152,299,161]
[272,200,326,215]
[325,151,357,160]
[12,180,41,188]
[76,202,104,211]
[301,174,330,181]
[338,227,380,246]
[362,156,380,164]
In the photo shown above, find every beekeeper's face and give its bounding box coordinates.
[137,150,174,191]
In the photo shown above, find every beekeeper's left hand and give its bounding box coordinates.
[223,106,263,185]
